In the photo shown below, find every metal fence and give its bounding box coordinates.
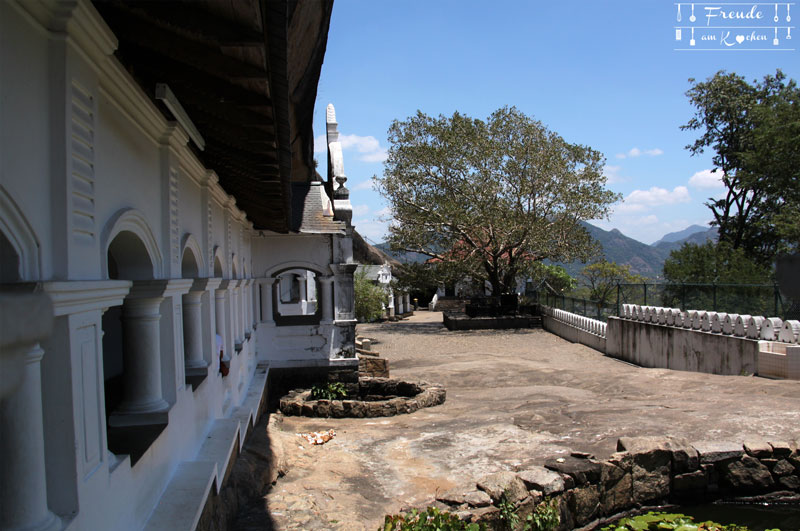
[538,283,798,322]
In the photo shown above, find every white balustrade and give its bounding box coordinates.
[734,315,750,337]
[778,320,800,343]
[723,313,738,335]
[711,312,726,333]
[761,317,783,340]
[747,316,764,339]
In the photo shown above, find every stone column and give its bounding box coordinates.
[215,280,231,361]
[244,279,254,334]
[112,282,169,419]
[405,294,411,313]
[183,279,213,375]
[319,275,334,324]
[330,263,358,321]
[0,344,61,531]
[297,275,308,314]
[260,278,275,326]
[232,280,243,351]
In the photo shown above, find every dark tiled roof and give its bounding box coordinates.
[291,182,345,234]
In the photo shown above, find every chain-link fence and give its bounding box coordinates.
[539,283,798,322]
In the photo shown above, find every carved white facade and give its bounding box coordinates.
[0,1,352,530]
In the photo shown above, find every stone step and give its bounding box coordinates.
[143,461,216,531]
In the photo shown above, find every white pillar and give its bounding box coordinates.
[260,279,275,326]
[0,343,61,531]
[244,279,254,334]
[182,290,206,373]
[232,280,243,350]
[215,281,230,361]
[113,293,168,416]
[320,275,334,323]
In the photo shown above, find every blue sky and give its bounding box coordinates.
[312,1,798,245]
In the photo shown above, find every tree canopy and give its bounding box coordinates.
[682,70,800,264]
[578,260,646,307]
[376,106,619,296]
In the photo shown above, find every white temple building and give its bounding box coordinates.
[0,1,356,529]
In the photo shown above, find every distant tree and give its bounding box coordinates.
[662,241,771,284]
[579,260,646,308]
[682,70,800,263]
[530,262,576,294]
[661,241,774,312]
[376,106,619,296]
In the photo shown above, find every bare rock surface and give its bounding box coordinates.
[258,312,800,530]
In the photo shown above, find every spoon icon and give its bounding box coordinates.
[677,4,682,22]
[775,3,779,22]
[787,4,791,22]
[690,4,696,22]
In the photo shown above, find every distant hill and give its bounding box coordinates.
[652,224,710,246]
[374,242,430,264]
[374,223,720,280]
[651,227,718,255]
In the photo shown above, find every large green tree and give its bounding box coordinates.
[682,70,800,263]
[376,106,619,296]
[578,260,646,308]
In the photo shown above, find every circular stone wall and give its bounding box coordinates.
[279,377,446,418]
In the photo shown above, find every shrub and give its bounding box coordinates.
[310,382,347,401]
[381,507,481,531]
[355,270,388,322]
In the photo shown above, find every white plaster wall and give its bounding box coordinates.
[543,315,607,353]
[1,4,266,530]
[0,3,52,280]
[605,317,759,375]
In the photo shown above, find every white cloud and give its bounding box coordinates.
[688,168,724,189]
[314,133,388,163]
[375,206,392,218]
[603,165,624,184]
[617,186,691,212]
[635,214,659,225]
[353,219,389,242]
[352,204,370,216]
[615,147,664,159]
[352,180,375,191]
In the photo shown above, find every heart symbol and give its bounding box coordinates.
[736,35,745,44]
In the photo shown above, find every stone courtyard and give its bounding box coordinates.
[261,311,800,530]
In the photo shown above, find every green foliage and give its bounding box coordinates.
[376,106,619,296]
[524,498,560,531]
[600,510,773,531]
[498,492,519,530]
[355,270,388,322]
[682,69,800,263]
[530,263,576,294]
[663,241,772,284]
[578,260,646,307]
[310,382,347,401]
[381,507,482,531]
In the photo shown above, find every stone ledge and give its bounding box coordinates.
[411,436,800,530]
[278,377,446,418]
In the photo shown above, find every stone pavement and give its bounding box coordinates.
[261,311,799,530]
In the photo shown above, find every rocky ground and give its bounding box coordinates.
[255,312,799,530]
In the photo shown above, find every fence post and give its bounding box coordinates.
[713,283,717,311]
[616,283,620,317]
[562,294,565,309]
[583,298,587,316]
[643,283,647,306]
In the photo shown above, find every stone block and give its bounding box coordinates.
[744,440,773,458]
[693,440,744,464]
[517,466,565,496]
[600,461,632,515]
[436,488,466,506]
[468,505,500,524]
[778,475,800,490]
[544,456,601,486]
[673,470,707,491]
[720,455,775,491]
[463,490,492,508]
[769,441,795,458]
[568,485,600,526]
[772,459,795,477]
[476,471,528,503]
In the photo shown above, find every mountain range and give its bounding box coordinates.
[374,223,718,279]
